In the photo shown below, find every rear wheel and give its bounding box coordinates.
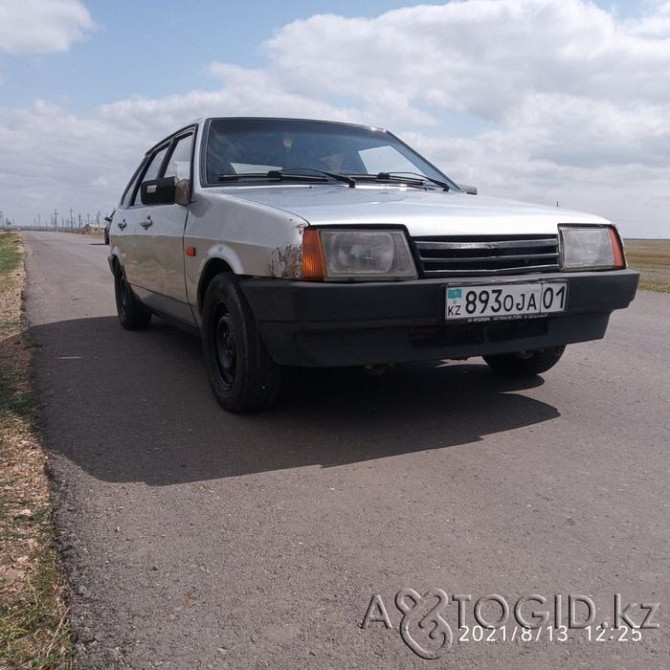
[201,273,281,412]
[114,267,151,330]
[483,346,566,377]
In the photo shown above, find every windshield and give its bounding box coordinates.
[203,118,457,189]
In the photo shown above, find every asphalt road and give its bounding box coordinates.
[23,231,669,669]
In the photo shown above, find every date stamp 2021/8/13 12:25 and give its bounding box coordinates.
[360,590,660,660]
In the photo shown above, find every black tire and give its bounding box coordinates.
[483,346,566,377]
[114,267,152,330]
[201,273,281,412]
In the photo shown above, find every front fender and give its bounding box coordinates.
[197,243,245,276]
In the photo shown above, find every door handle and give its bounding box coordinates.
[140,216,153,229]
[117,220,127,230]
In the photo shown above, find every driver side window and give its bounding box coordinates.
[164,134,194,181]
[131,146,168,206]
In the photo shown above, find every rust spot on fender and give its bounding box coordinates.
[269,244,303,279]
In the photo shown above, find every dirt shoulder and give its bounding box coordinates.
[0,232,73,669]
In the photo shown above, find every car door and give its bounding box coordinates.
[120,144,170,299]
[112,153,149,288]
[132,132,195,325]
[150,131,195,322]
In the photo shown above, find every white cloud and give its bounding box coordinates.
[0,99,132,219]
[100,66,356,137]
[261,0,670,120]
[0,0,95,54]
[625,1,670,38]
[1,0,670,236]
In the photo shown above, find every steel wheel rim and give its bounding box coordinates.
[116,275,129,316]
[214,309,236,389]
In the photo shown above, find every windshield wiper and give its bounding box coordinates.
[346,172,450,191]
[217,169,356,187]
[217,172,327,183]
[377,172,450,191]
[272,168,356,188]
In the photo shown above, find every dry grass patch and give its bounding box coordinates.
[624,239,670,292]
[0,233,73,669]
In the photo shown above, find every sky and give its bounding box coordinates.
[0,0,669,237]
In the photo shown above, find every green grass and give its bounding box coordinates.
[0,526,74,669]
[0,373,36,420]
[0,233,21,277]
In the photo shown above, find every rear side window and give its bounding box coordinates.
[120,157,147,208]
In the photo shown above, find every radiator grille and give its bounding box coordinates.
[413,235,560,277]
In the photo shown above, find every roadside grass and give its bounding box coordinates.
[0,233,73,669]
[0,237,21,276]
[624,238,670,292]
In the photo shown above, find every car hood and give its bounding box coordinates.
[215,184,610,237]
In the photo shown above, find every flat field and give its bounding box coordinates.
[624,238,670,291]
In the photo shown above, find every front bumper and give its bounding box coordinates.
[240,269,639,367]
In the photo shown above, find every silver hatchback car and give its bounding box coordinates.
[108,117,638,411]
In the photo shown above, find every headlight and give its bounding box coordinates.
[302,228,417,281]
[559,225,626,271]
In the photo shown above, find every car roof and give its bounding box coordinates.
[145,117,388,155]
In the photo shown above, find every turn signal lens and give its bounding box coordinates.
[302,228,326,280]
[607,227,626,269]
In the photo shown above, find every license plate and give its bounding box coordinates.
[445,282,568,321]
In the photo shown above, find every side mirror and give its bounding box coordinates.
[459,184,478,195]
[141,177,177,205]
[140,177,190,206]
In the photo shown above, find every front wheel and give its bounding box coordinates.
[201,273,281,412]
[483,346,566,377]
